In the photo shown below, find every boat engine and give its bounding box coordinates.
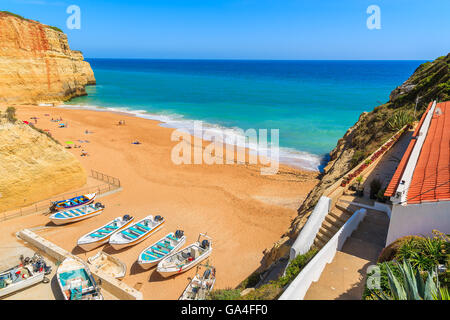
[123,214,131,221]
[49,202,58,213]
[175,230,184,238]
[94,202,105,209]
[154,215,163,222]
[201,240,210,249]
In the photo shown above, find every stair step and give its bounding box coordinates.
[316,231,331,244]
[321,220,340,233]
[335,202,360,215]
[313,238,326,250]
[329,210,350,224]
[363,210,390,228]
[325,214,345,227]
[319,226,335,239]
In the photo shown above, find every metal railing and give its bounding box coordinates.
[0,170,121,222]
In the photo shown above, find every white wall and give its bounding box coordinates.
[386,201,450,245]
[289,196,331,260]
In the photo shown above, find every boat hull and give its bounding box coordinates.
[77,218,134,251]
[53,193,96,211]
[137,235,186,270]
[50,207,103,225]
[109,221,164,250]
[157,249,212,278]
[0,272,45,298]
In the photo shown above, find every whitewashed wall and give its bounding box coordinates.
[386,201,450,245]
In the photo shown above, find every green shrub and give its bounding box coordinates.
[351,150,366,168]
[369,178,382,199]
[277,248,318,287]
[207,288,241,300]
[396,230,449,271]
[370,260,449,300]
[387,110,415,131]
[241,283,282,300]
[5,106,17,123]
[48,26,63,33]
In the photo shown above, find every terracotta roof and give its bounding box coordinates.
[384,102,433,197]
[407,101,450,204]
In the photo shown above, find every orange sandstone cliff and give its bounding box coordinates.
[0,12,95,104]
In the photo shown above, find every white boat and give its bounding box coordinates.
[137,230,186,269]
[56,258,103,300]
[87,251,127,279]
[0,253,51,299]
[109,215,165,250]
[77,215,134,251]
[157,233,212,278]
[179,264,216,300]
[49,202,105,225]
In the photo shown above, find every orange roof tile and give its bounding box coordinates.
[384,102,433,198]
[407,101,450,204]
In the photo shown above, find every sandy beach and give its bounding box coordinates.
[1,105,317,299]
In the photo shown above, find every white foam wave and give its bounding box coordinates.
[58,104,322,171]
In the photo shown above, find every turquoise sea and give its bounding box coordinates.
[65,59,424,171]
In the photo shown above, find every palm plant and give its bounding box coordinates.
[371,260,449,300]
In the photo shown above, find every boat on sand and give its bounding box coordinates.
[137,230,186,269]
[0,253,51,298]
[49,202,105,225]
[56,258,103,300]
[157,233,212,278]
[50,193,96,212]
[109,215,165,250]
[77,215,134,251]
[179,264,216,300]
[87,251,126,279]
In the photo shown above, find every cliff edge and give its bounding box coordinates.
[0,115,87,213]
[262,53,450,268]
[0,11,95,105]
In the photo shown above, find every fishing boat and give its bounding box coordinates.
[49,193,96,212]
[179,264,216,300]
[157,233,212,278]
[56,258,103,300]
[87,251,126,279]
[49,202,105,225]
[77,215,134,251]
[109,215,165,250]
[0,253,51,298]
[137,230,186,269]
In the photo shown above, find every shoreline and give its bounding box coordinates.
[59,103,326,172]
[1,104,318,299]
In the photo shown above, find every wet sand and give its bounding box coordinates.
[0,105,318,299]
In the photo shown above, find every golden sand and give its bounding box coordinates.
[0,105,318,299]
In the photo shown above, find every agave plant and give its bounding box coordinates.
[371,260,449,300]
[387,111,414,131]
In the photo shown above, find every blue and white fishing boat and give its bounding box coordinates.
[109,215,165,250]
[49,202,105,225]
[77,215,134,251]
[50,193,96,212]
[137,230,186,269]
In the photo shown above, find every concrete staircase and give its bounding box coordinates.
[304,208,389,300]
[313,200,362,249]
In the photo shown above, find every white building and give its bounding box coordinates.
[385,100,450,245]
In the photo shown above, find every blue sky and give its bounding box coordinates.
[3,0,449,59]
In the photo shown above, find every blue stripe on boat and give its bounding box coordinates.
[129,227,144,235]
[76,208,85,215]
[136,223,150,231]
[147,250,163,258]
[122,231,137,239]
[158,242,174,250]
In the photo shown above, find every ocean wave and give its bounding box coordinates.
[58,104,323,171]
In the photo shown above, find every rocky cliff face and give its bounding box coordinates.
[0,119,86,212]
[0,12,95,105]
[261,53,450,269]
